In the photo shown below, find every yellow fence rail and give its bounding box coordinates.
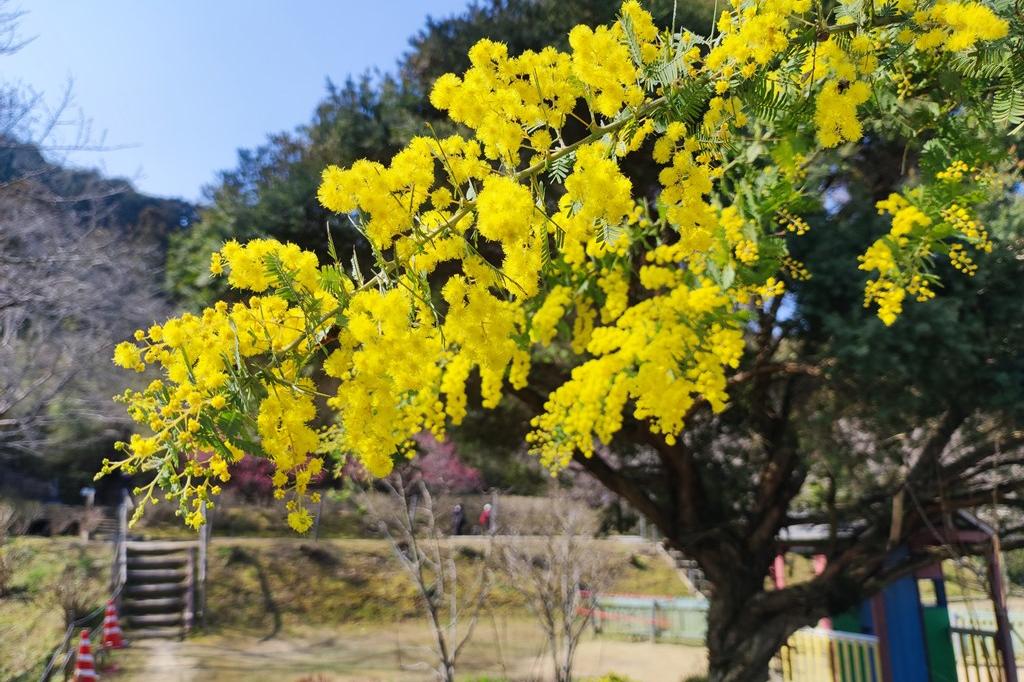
[779,628,883,682]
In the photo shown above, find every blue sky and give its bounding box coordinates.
[5,1,471,202]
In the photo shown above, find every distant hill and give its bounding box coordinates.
[0,136,196,252]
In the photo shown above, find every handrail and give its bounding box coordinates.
[952,625,1002,638]
[803,626,882,645]
[38,581,124,682]
[39,501,128,682]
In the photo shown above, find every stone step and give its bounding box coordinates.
[127,568,188,582]
[125,581,189,596]
[127,626,184,640]
[122,596,185,612]
[126,540,197,553]
[127,612,184,627]
[128,554,188,568]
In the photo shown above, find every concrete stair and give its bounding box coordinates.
[121,541,198,639]
[664,547,713,598]
[91,506,119,541]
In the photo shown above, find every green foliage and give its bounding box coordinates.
[1004,548,1024,587]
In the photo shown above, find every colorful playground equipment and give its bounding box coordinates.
[776,510,1018,682]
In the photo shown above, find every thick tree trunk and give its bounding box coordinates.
[704,585,784,682]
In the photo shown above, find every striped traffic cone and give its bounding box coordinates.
[72,629,97,681]
[102,600,124,649]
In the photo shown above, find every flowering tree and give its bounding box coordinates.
[105,2,1024,679]
[412,433,485,493]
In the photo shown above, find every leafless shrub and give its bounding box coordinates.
[366,473,493,682]
[9,499,40,535]
[0,187,169,459]
[0,502,15,538]
[52,560,102,627]
[498,491,614,682]
[491,494,597,536]
[44,504,78,535]
[0,501,14,596]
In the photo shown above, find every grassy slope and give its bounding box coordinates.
[0,538,110,681]
[203,537,689,632]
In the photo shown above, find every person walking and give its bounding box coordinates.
[478,503,493,535]
[451,503,466,536]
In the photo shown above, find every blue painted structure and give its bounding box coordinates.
[878,571,931,682]
[778,511,1012,682]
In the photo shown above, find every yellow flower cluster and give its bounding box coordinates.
[859,194,934,324]
[475,176,545,297]
[912,1,1008,52]
[948,243,978,275]
[655,128,718,257]
[598,270,630,323]
[109,239,339,530]
[431,40,581,161]
[806,38,876,148]
[559,142,636,265]
[528,279,743,468]
[317,138,436,249]
[531,286,573,345]
[941,203,992,253]
[441,276,529,411]
[324,287,445,477]
[620,0,661,64]
[706,0,811,74]
[569,23,644,117]
[859,189,994,324]
[778,210,810,236]
[106,0,1016,534]
[782,256,811,281]
[936,160,972,182]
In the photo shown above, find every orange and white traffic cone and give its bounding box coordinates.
[102,600,124,649]
[72,629,98,681]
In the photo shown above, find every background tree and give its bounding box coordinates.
[0,186,166,448]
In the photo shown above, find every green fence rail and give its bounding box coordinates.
[583,593,709,644]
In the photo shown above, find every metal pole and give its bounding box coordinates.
[313,494,324,542]
[117,501,127,589]
[199,505,209,627]
[989,536,1018,682]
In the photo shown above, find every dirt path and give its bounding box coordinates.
[125,638,199,681]
[110,621,707,681]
